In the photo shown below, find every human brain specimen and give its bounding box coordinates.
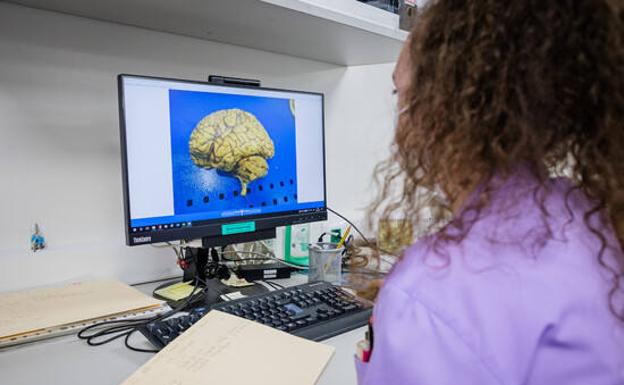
[189,109,274,195]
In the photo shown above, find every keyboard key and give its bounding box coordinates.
[180,319,193,329]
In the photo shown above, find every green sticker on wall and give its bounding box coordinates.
[222,221,256,235]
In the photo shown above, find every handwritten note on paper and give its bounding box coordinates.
[121,311,335,385]
[0,279,162,339]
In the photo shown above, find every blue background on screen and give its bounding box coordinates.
[168,90,299,220]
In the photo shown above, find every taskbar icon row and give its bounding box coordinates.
[131,222,192,233]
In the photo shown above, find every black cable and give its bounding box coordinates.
[81,279,206,345]
[77,245,221,353]
[86,326,137,346]
[121,283,210,352]
[221,256,270,262]
[124,329,159,353]
[265,281,285,290]
[78,318,151,342]
[327,207,371,245]
[130,276,181,287]
[77,274,208,353]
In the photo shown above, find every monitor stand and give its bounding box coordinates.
[161,234,277,307]
[154,229,280,306]
[181,228,277,283]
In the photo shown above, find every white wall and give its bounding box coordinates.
[0,2,396,292]
[325,63,396,222]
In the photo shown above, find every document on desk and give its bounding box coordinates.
[121,310,335,385]
[0,279,163,340]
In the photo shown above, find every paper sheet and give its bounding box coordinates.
[120,310,335,385]
[0,279,162,339]
[154,281,196,301]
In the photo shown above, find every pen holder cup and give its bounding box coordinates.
[308,242,344,284]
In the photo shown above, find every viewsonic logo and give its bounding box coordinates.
[133,236,152,244]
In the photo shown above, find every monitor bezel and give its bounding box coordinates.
[118,74,327,246]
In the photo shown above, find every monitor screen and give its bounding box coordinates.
[118,75,327,245]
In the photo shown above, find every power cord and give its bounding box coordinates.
[264,280,286,290]
[78,275,207,353]
[326,207,371,245]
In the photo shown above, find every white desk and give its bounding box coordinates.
[0,278,365,385]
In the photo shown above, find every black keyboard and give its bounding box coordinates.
[140,281,373,349]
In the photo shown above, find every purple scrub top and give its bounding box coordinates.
[356,169,624,384]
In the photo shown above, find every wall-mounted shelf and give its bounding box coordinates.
[6,0,408,65]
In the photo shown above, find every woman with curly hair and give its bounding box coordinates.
[358,1,624,383]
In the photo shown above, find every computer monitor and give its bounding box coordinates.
[118,74,327,247]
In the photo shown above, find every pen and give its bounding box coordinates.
[336,226,351,249]
[323,226,351,274]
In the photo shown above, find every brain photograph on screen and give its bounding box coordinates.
[189,108,275,196]
[169,90,298,217]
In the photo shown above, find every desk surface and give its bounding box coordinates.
[0,277,364,385]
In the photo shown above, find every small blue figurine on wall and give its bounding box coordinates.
[31,223,46,252]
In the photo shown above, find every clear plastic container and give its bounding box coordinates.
[308,242,344,284]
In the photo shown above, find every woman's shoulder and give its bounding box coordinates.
[386,173,617,311]
[375,174,624,382]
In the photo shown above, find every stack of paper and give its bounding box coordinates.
[0,279,164,346]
